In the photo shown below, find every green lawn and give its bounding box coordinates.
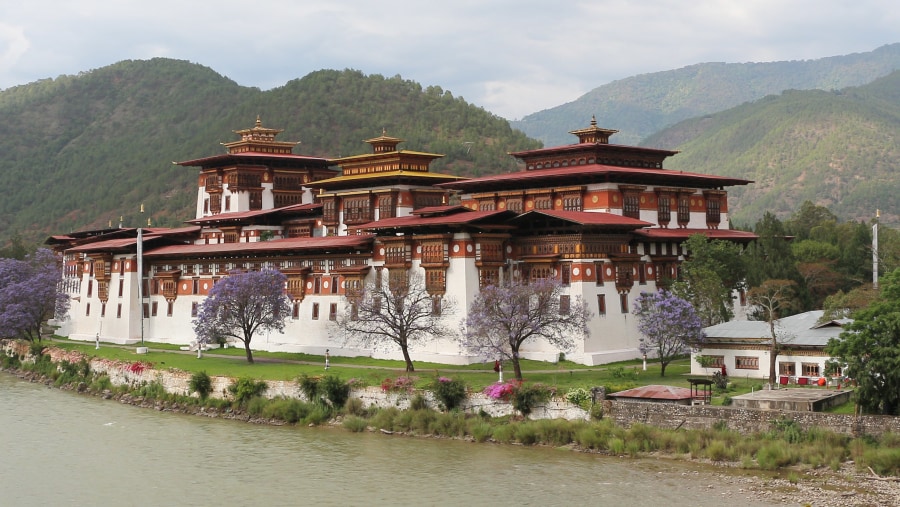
[45,337,854,411]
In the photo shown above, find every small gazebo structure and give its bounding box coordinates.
[687,378,713,405]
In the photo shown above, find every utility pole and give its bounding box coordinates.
[873,209,879,290]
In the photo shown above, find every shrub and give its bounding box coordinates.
[262,398,310,423]
[303,405,332,426]
[432,377,467,411]
[756,442,797,470]
[492,424,516,444]
[297,374,320,402]
[470,421,493,443]
[343,415,369,433]
[511,383,551,417]
[29,342,46,358]
[369,407,400,431]
[858,446,900,476]
[320,375,350,407]
[344,397,366,416]
[189,371,213,400]
[564,387,591,407]
[410,393,428,411]
[515,423,539,445]
[229,377,268,406]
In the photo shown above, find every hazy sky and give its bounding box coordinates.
[1,1,897,119]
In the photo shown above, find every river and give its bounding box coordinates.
[0,372,782,506]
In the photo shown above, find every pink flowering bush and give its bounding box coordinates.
[381,376,417,393]
[483,381,518,401]
[483,381,552,416]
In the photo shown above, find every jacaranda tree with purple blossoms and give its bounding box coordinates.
[0,248,70,342]
[192,269,290,364]
[632,289,705,377]
[463,276,590,381]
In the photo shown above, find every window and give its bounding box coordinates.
[292,302,300,319]
[559,295,570,315]
[619,293,628,314]
[638,264,646,285]
[706,197,721,226]
[331,276,340,295]
[595,263,605,286]
[87,280,93,298]
[167,301,173,317]
[116,304,122,318]
[143,303,149,319]
[706,355,725,368]
[151,301,158,317]
[86,303,90,316]
[191,302,198,317]
[101,303,106,317]
[801,362,820,377]
[657,194,671,225]
[597,294,606,316]
[562,195,582,211]
[432,296,442,316]
[623,193,640,219]
[378,195,395,219]
[735,356,759,370]
[779,362,796,376]
[677,195,691,225]
[312,303,320,320]
[192,279,200,295]
[314,276,321,294]
[560,263,571,286]
[329,303,338,321]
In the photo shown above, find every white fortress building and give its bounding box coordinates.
[49,117,754,365]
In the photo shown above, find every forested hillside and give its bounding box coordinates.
[512,43,900,146]
[644,71,900,228]
[0,59,540,247]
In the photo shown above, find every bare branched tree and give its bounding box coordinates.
[747,279,799,386]
[334,270,455,372]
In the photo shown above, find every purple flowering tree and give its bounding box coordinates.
[334,271,455,372]
[463,277,590,381]
[192,269,290,363]
[632,289,705,377]
[0,248,70,342]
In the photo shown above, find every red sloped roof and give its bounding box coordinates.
[608,385,694,401]
[355,209,515,230]
[186,204,321,225]
[437,164,752,191]
[143,234,374,258]
[176,152,330,167]
[515,209,653,227]
[633,228,758,242]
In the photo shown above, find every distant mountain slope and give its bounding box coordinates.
[0,60,539,247]
[643,71,900,228]
[512,43,900,147]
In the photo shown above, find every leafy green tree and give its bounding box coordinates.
[826,269,900,415]
[672,234,746,327]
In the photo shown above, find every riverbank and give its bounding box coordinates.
[2,343,899,506]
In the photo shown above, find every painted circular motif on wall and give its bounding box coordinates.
[506,245,513,254]
[307,281,313,289]
[640,196,646,204]
[586,268,592,277]
[181,283,188,291]
[499,202,506,209]
[466,244,473,253]
[606,267,612,277]
[453,244,460,253]
[203,283,209,290]
[417,246,422,254]
[648,266,653,275]
[555,199,562,206]
[592,195,598,203]
[323,280,329,289]
[379,248,385,256]
[612,195,619,203]
[573,267,580,276]
[125,261,130,269]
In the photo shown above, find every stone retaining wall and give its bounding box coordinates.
[4,341,897,435]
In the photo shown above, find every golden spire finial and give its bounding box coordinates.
[590,115,597,127]
[255,115,262,128]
